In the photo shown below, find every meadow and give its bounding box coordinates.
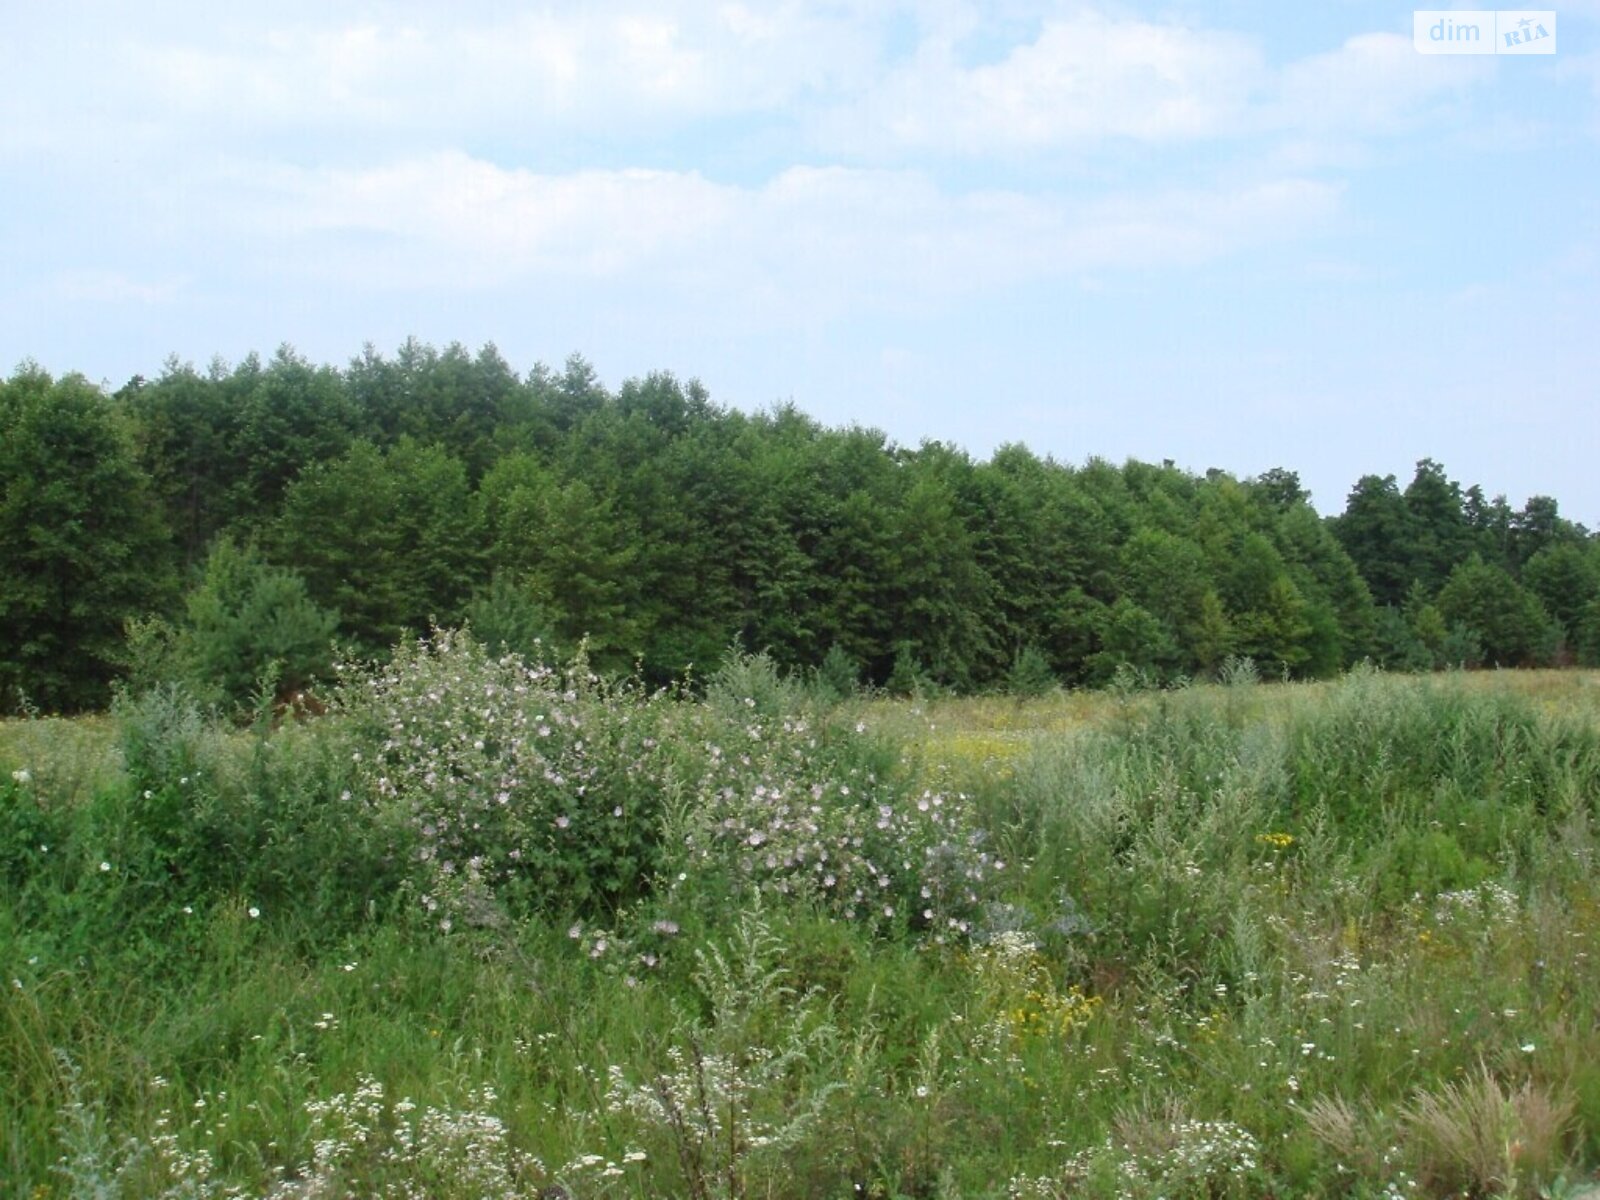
[4,644,1600,1198]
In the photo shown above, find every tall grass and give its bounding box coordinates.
[3,656,1599,1197]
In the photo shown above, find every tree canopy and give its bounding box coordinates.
[1,345,1592,711]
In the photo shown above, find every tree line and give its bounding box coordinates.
[2,341,1596,712]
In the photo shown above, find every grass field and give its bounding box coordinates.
[4,654,1600,1198]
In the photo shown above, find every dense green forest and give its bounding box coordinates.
[2,341,1596,712]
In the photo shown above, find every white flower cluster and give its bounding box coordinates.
[280,1076,542,1198]
[1432,880,1519,926]
[338,630,670,922]
[1014,1119,1264,1200]
[677,707,1001,937]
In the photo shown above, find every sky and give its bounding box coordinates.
[2,1,1597,520]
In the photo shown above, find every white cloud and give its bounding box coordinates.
[821,11,1265,153]
[1273,32,1493,134]
[821,17,1495,156]
[120,4,882,144]
[207,152,1341,318]
[0,3,1504,173]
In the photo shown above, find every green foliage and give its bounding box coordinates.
[1579,598,1600,667]
[0,368,175,711]
[1523,542,1600,653]
[336,629,676,923]
[605,908,845,1199]
[1439,621,1484,669]
[888,466,997,690]
[1086,598,1181,684]
[1005,644,1057,697]
[1232,574,1313,677]
[1335,473,1417,607]
[677,652,1000,937]
[6,671,1600,1197]
[124,359,239,571]
[1403,457,1473,595]
[276,439,483,651]
[107,686,398,934]
[480,453,641,673]
[461,571,556,661]
[224,348,361,534]
[812,643,862,703]
[177,537,336,710]
[0,342,1592,705]
[1436,554,1559,666]
[885,643,932,698]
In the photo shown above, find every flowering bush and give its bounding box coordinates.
[337,639,1003,942]
[670,657,1002,938]
[337,630,674,925]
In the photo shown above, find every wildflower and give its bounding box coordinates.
[99,861,111,872]
[556,815,571,829]
[247,906,261,919]
[11,768,31,784]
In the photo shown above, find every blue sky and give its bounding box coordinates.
[3,1,1596,518]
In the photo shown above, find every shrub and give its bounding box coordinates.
[177,537,337,712]
[672,654,1001,938]
[812,643,861,703]
[336,629,674,926]
[461,570,556,662]
[1005,645,1056,698]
